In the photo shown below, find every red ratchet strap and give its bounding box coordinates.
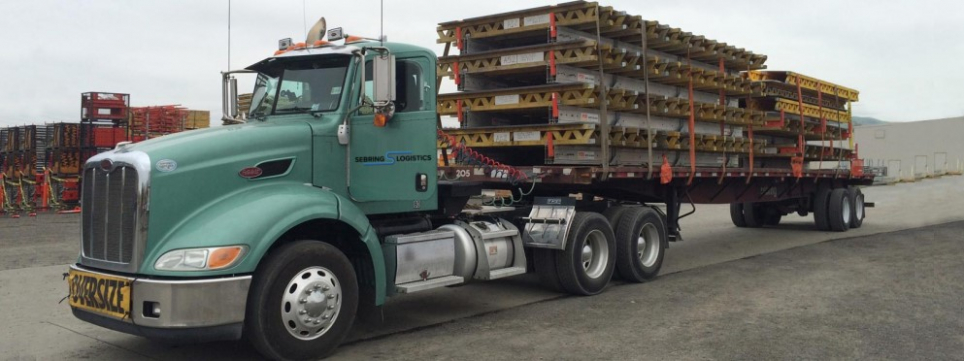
[549,13,557,40]
[548,50,557,77]
[551,93,560,121]
[660,154,672,184]
[455,27,463,51]
[546,132,555,161]
[456,99,464,124]
[453,61,461,86]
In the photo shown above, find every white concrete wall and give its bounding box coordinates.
[854,117,964,178]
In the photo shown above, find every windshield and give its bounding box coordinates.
[251,55,350,117]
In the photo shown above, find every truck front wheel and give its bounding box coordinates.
[245,240,358,361]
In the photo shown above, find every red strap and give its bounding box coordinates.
[456,99,464,124]
[551,93,560,120]
[548,50,557,77]
[456,27,463,51]
[453,61,461,85]
[549,13,557,39]
[546,132,555,159]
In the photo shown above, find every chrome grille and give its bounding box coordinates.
[82,165,139,263]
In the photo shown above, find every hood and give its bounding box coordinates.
[94,121,315,269]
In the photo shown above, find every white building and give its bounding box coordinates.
[854,117,964,178]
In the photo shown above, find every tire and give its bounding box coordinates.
[729,203,747,227]
[742,202,764,228]
[246,240,358,361]
[813,188,832,231]
[602,206,631,229]
[554,212,616,295]
[848,187,865,228]
[533,248,563,292]
[828,188,851,232]
[614,207,667,282]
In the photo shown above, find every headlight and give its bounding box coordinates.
[154,246,247,271]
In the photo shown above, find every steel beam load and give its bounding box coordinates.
[436,1,767,70]
[745,71,859,102]
[438,84,764,126]
[744,98,850,123]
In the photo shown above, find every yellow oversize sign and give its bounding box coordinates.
[67,268,132,319]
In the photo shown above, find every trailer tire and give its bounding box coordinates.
[813,188,832,231]
[245,240,358,361]
[615,207,666,282]
[729,203,747,227]
[848,187,865,228]
[533,248,564,292]
[554,212,616,295]
[742,202,764,228]
[828,188,851,232]
[602,206,631,230]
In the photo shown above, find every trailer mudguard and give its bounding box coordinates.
[140,181,387,304]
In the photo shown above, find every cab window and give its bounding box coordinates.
[362,58,426,113]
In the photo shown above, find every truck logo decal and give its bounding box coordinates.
[155,159,177,172]
[356,151,433,166]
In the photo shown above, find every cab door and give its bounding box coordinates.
[347,55,437,210]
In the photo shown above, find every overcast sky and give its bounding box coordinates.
[1,0,962,128]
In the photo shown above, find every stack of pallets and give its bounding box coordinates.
[435,1,768,169]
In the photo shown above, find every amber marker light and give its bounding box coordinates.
[374,113,388,127]
[208,246,246,269]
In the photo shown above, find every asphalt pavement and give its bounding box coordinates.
[1,175,963,360]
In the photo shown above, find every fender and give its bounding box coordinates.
[141,181,387,304]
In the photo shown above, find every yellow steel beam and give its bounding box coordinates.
[745,71,859,102]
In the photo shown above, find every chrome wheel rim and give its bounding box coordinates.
[638,223,661,268]
[842,196,852,225]
[580,229,609,279]
[281,266,342,340]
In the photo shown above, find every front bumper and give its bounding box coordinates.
[69,265,252,342]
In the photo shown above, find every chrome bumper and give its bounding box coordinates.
[70,265,251,341]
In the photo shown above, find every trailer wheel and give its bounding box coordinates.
[245,240,358,361]
[848,187,865,228]
[614,207,666,282]
[742,202,765,228]
[554,212,616,295]
[828,188,851,232]
[813,188,833,231]
[729,203,747,227]
[602,206,631,229]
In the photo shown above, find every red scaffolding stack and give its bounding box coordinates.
[130,105,188,140]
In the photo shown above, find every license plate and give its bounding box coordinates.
[67,268,132,319]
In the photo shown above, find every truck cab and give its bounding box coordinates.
[67,27,541,360]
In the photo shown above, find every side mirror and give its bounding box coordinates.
[372,53,395,106]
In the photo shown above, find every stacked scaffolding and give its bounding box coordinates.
[742,71,859,170]
[129,105,188,140]
[80,92,130,164]
[0,125,40,214]
[435,1,769,171]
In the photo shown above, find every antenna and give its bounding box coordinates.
[227,0,231,70]
[380,0,384,44]
[302,0,308,40]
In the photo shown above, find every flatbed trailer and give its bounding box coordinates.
[65,2,871,360]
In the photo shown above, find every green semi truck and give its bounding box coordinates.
[66,12,871,361]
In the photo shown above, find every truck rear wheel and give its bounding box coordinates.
[245,240,358,361]
[614,207,666,282]
[729,203,747,227]
[828,188,852,232]
[554,212,616,295]
[848,187,865,228]
[742,202,764,228]
[813,188,832,231]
